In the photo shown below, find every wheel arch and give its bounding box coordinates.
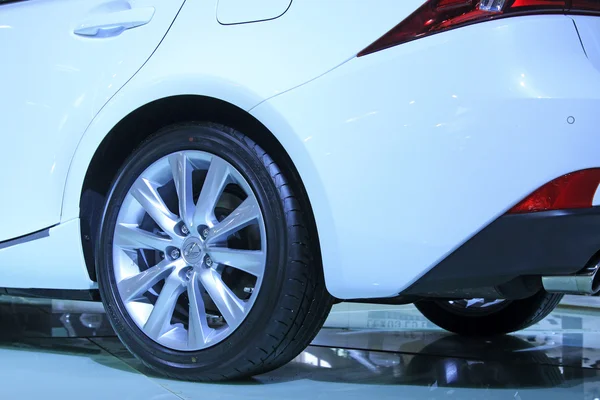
[73,95,323,283]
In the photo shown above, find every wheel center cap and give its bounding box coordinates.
[182,237,205,265]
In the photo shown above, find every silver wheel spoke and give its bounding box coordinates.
[118,259,178,302]
[114,150,266,351]
[206,196,261,244]
[208,248,265,277]
[169,152,195,229]
[114,223,172,252]
[143,272,184,340]
[193,157,230,226]
[131,177,180,238]
[187,273,211,347]
[199,268,245,327]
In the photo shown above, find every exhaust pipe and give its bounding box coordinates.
[542,261,600,295]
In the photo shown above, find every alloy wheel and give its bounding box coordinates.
[112,150,266,351]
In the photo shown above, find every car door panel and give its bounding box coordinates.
[0,0,184,241]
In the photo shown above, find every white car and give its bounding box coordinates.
[2,0,600,380]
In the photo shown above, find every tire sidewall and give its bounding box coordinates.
[97,124,289,373]
[415,291,562,336]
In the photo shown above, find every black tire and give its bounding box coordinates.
[414,291,563,336]
[96,122,332,381]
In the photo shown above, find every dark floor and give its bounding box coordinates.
[2,296,600,399]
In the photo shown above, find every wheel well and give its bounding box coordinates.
[80,95,319,281]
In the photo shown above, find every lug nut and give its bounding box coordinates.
[170,249,181,259]
[185,269,193,281]
[201,228,209,239]
[204,256,213,267]
[181,225,189,235]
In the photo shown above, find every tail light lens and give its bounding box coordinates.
[508,169,600,214]
[358,0,600,56]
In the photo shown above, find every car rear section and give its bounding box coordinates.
[252,0,600,300]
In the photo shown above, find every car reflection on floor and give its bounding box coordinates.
[1,296,600,399]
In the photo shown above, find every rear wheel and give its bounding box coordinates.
[96,122,332,381]
[415,291,563,336]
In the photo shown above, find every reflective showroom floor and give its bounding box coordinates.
[2,297,600,399]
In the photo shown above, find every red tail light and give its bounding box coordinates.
[358,0,600,56]
[508,169,600,214]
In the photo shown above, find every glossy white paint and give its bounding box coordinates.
[1,2,599,297]
[0,0,184,242]
[7,0,420,290]
[573,16,600,74]
[61,0,422,222]
[593,186,600,206]
[74,4,156,37]
[253,15,600,298]
[216,0,292,25]
[0,219,92,289]
[580,15,600,207]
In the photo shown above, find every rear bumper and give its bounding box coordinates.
[404,208,600,297]
[252,15,600,299]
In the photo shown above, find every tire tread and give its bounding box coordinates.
[119,122,332,381]
[415,291,563,336]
